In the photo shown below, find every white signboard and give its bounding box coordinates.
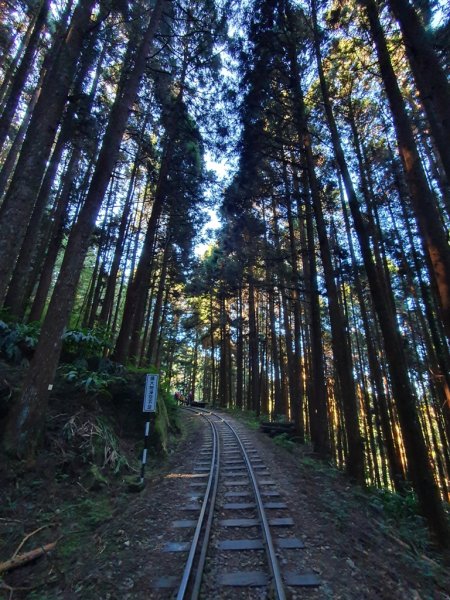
[143,374,159,413]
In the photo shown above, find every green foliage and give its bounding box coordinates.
[62,328,111,359]
[60,363,125,394]
[159,384,180,433]
[299,454,341,478]
[368,488,431,552]
[273,432,296,452]
[221,406,262,429]
[126,363,158,374]
[370,487,419,520]
[0,319,40,364]
[57,497,113,560]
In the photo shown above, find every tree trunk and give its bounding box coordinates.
[113,108,181,362]
[360,0,450,340]
[0,82,40,200]
[312,0,450,545]
[0,4,38,107]
[248,268,260,413]
[235,286,244,409]
[4,34,105,319]
[2,0,167,458]
[147,240,171,366]
[285,8,364,479]
[0,0,50,152]
[0,0,96,302]
[27,149,90,323]
[98,145,141,326]
[296,167,330,457]
[387,0,450,182]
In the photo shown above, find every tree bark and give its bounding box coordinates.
[0,0,96,302]
[4,33,104,319]
[284,5,364,479]
[147,239,171,366]
[387,0,450,182]
[311,0,450,545]
[0,0,50,152]
[360,0,450,340]
[301,177,331,456]
[2,0,167,458]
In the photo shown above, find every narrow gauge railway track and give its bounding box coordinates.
[153,407,320,599]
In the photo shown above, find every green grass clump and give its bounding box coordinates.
[58,497,113,560]
[273,432,296,452]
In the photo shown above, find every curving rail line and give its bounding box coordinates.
[153,406,320,598]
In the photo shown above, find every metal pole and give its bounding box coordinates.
[140,419,151,484]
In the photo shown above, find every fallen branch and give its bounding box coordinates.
[0,518,23,523]
[374,519,440,568]
[0,541,57,574]
[13,525,51,558]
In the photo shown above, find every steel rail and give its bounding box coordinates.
[176,409,220,600]
[178,407,287,600]
[219,414,287,600]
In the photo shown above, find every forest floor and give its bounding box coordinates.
[0,384,450,599]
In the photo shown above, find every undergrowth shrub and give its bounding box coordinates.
[369,487,430,551]
[273,432,296,452]
[62,328,112,360]
[0,320,40,364]
[59,363,126,395]
[62,412,131,473]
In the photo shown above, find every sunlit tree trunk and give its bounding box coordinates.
[248,267,260,413]
[235,286,244,409]
[387,0,450,182]
[284,8,364,479]
[311,0,449,545]
[360,0,450,340]
[297,168,330,457]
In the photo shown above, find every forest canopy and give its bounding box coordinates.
[0,0,449,547]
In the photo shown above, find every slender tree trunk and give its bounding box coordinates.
[248,267,260,413]
[0,0,96,302]
[99,138,143,326]
[360,0,450,339]
[113,194,161,362]
[311,0,449,544]
[113,113,180,362]
[2,0,167,458]
[4,35,105,319]
[296,168,330,456]
[284,12,364,479]
[236,286,244,409]
[386,0,450,182]
[27,149,90,323]
[209,293,216,404]
[0,82,41,200]
[284,165,305,439]
[0,5,38,108]
[147,240,171,366]
[268,286,282,417]
[0,0,49,152]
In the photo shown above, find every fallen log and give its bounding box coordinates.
[259,422,296,437]
[0,541,57,574]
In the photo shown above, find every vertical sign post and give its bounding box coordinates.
[140,374,159,484]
